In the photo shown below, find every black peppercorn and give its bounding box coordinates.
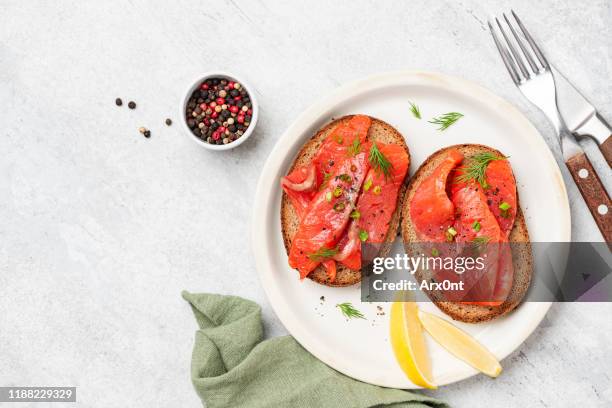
[128,101,136,109]
[115,98,123,106]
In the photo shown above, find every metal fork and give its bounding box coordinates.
[489,11,611,243]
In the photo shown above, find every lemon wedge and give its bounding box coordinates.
[417,310,502,378]
[390,300,437,389]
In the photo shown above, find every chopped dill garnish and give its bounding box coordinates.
[336,302,366,320]
[307,246,338,262]
[429,112,463,131]
[409,101,421,119]
[336,173,352,183]
[347,136,362,156]
[369,142,393,179]
[319,172,331,191]
[471,236,491,252]
[456,152,506,189]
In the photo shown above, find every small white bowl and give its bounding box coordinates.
[180,72,259,151]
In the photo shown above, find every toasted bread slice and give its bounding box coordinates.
[401,144,532,323]
[281,115,410,286]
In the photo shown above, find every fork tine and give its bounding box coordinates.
[495,17,530,79]
[511,10,550,70]
[503,13,539,73]
[488,21,521,84]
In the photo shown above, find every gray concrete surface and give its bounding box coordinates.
[1,0,610,407]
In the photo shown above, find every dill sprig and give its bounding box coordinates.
[307,246,338,262]
[409,101,421,119]
[347,136,362,156]
[369,142,393,179]
[336,302,366,320]
[429,112,463,131]
[456,152,506,189]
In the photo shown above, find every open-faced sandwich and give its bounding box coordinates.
[281,115,410,286]
[401,144,532,323]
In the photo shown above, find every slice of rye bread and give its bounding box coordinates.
[281,115,410,287]
[400,144,532,323]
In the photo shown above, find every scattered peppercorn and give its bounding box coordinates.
[128,101,136,109]
[165,118,172,126]
[186,77,253,145]
[115,98,123,106]
[138,127,151,138]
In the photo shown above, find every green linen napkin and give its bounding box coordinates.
[182,291,448,408]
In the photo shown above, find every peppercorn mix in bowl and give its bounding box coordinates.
[181,72,258,150]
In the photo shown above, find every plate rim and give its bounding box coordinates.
[251,70,570,388]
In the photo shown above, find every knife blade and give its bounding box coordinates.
[552,66,612,166]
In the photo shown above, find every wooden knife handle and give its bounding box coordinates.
[601,135,612,167]
[566,152,612,242]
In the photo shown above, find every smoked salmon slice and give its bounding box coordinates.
[328,143,410,273]
[281,115,371,219]
[410,149,463,241]
[358,144,410,244]
[482,158,517,238]
[450,178,503,302]
[288,151,370,278]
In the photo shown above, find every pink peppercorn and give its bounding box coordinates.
[216,97,225,105]
[200,103,207,110]
[237,115,245,124]
[211,111,219,119]
[230,106,239,114]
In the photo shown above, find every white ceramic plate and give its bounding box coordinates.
[252,71,570,388]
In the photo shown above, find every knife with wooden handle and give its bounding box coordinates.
[573,112,612,167]
[553,67,612,166]
[565,150,612,242]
